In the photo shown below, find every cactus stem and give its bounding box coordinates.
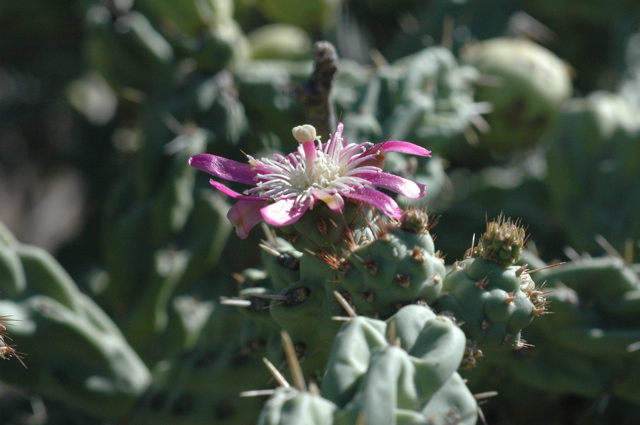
[360,291,375,303]
[317,217,328,235]
[365,259,378,276]
[503,293,515,304]
[411,246,426,263]
[475,277,490,289]
[396,274,411,288]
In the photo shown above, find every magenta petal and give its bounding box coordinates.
[227,199,267,239]
[208,180,264,201]
[261,198,309,226]
[366,141,431,157]
[189,154,258,185]
[357,172,426,199]
[345,187,404,219]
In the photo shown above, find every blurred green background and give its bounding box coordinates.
[2,0,640,424]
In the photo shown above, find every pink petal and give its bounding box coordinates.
[364,141,431,157]
[311,190,345,212]
[261,198,309,226]
[227,199,268,239]
[345,187,404,219]
[356,172,426,199]
[189,154,259,185]
[208,180,264,201]
[330,123,344,145]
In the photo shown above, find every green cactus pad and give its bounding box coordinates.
[339,211,445,318]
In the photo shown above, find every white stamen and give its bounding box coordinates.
[244,125,381,209]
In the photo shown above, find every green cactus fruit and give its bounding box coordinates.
[339,209,446,318]
[257,387,336,425]
[323,304,477,425]
[248,24,312,61]
[476,215,527,268]
[461,37,572,151]
[433,217,545,350]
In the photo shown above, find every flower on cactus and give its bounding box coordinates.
[189,123,431,238]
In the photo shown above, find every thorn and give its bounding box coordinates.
[259,243,282,257]
[263,357,290,388]
[240,389,276,397]
[595,234,624,260]
[280,331,307,392]
[219,298,252,308]
[563,246,582,262]
[525,262,566,274]
[474,391,499,400]
[386,320,397,346]
[333,291,357,317]
[249,293,289,301]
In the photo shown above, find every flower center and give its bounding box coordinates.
[244,125,380,208]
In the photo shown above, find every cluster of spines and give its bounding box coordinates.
[0,315,25,368]
[466,215,527,267]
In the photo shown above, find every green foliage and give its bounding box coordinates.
[3,1,640,424]
[0,225,150,420]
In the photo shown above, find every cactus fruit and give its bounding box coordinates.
[247,24,312,61]
[461,37,572,151]
[433,216,547,350]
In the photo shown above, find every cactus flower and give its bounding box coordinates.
[189,123,431,238]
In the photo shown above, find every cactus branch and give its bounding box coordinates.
[289,41,338,138]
